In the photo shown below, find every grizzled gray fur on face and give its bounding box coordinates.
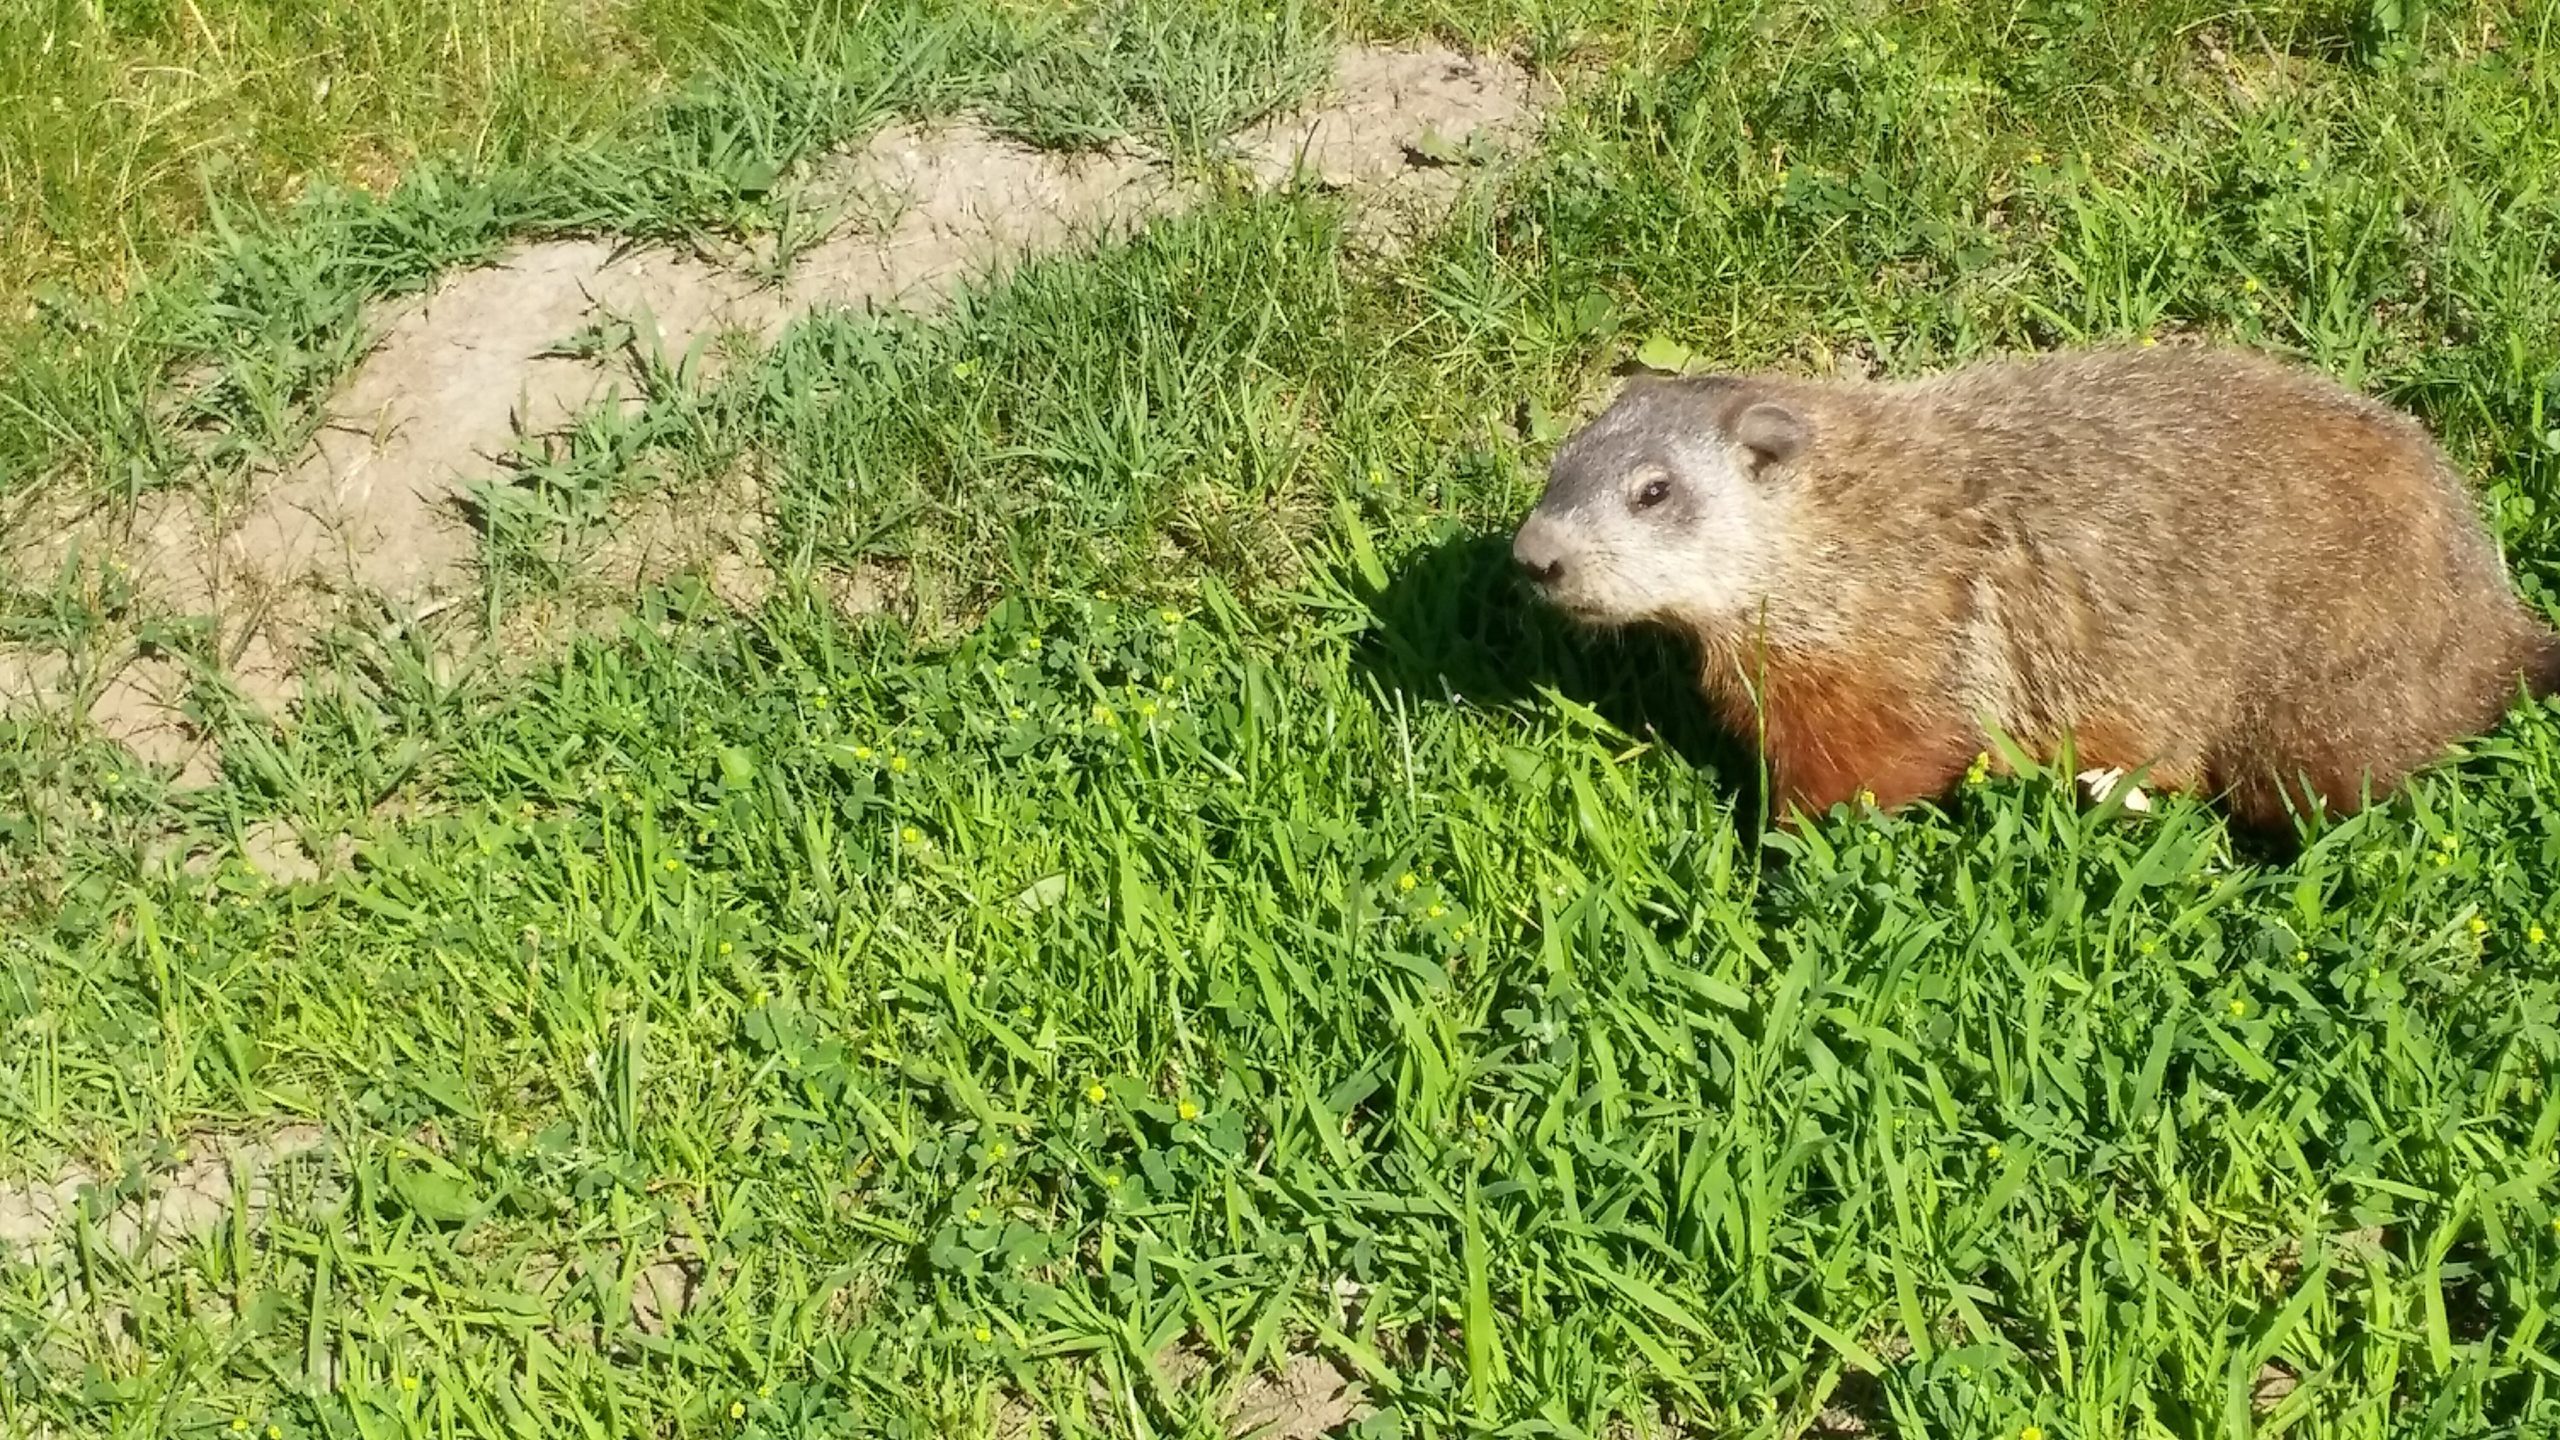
[1513,376,1808,631]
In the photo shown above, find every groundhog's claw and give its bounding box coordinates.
[2077,766,2153,814]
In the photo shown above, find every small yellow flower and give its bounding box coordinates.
[1160,608,1182,626]
[2242,276,2260,293]
[973,1323,994,1343]
[900,826,923,845]
[1985,1143,2004,1162]
[1023,637,1042,653]
[233,1421,250,1434]
[1398,872,1418,892]
[952,360,979,380]
[2469,915,2490,937]
[2021,1427,2045,1440]
[1365,467,1385,487]
[988,1140,1008,1161]
[2228,997,2247,1017]
[1855,787,1877,807]
[1094,704,1119,727]
[1137,700,1158,720]
[1176,1099,1201,1122]
[812,694,829,709]
[719,941,734,955]
[965,1206,982,1222]
[2292,949,2308,965]
[400,1376,419,1393]
[888,755,909,773]
[1426,903,1445,920]
[1087,1081,1109,1104]
[1103,1172,1123,1188]
[1008,708,1026,721]
[2140,334,2158,347]
[662,858,680,872]
[2025,150,2045,165]
[1965,752,1991,785]
[268,1428,282,1440]
[2530,925,2547,946]
[730,1400,747,1420]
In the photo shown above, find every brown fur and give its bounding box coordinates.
[1519,344,2560,829]
[1701,641,1978,816]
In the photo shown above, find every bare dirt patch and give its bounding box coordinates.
[1238,42,1547,246]
[2253,1360,2300,1411]
[625,1253,704,1337]
[91,652,215,781]
[238,240,775,608]
[516,1237,712,1345]
[3,42,1548,777]
[236,817,359,883]
[1024,1345,1370,1439]
[582,462,780,613]
[485,461,907,673]
[1230,1352,1369,1439]
[785,124,1178,313]
[0,636,220,786]
[0,1124,332,1268]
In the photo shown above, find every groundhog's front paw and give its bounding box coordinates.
[2077,766,2154,814]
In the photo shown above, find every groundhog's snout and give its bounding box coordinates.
[1512,514,1568,586]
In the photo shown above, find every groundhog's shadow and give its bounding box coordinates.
[1355,538,2343,869]
[1353,532,1761,809]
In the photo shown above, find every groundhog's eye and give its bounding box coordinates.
[1633,476,1673,510]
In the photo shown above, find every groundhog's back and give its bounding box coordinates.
[1848,345,2553,808]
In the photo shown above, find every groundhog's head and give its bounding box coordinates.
[1512,376,1806,629]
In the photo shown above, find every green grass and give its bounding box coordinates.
[9,0,2560,1436]
[0,0,665,312]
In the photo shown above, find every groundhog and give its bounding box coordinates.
[1510,344,2560,829]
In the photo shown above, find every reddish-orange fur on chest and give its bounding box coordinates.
[1704,648,1978,821]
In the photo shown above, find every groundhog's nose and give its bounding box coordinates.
[1512,520,1566,585]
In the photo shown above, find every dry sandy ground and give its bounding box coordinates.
[0,43,1547,791]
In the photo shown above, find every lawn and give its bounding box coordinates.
[5,1,2560,1437]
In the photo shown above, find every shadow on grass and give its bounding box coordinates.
[1351,528,1763,811]
[1351,530,2320,862]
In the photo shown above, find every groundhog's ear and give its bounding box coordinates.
[1732,401,1806,470]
